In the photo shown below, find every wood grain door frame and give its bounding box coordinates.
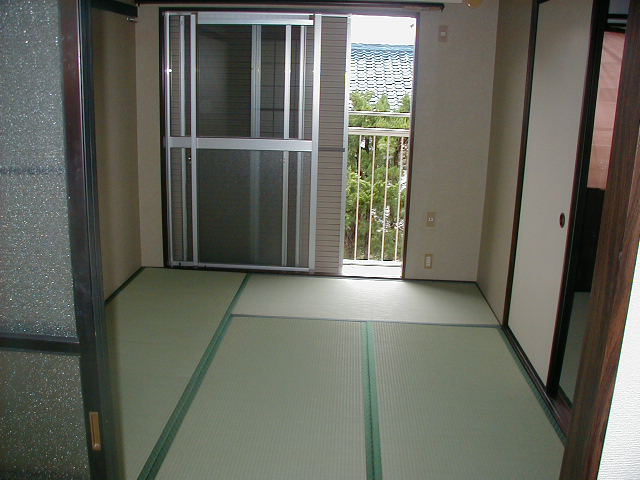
[560,0,640,476]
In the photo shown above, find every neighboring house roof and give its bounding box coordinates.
[350,43,414,111]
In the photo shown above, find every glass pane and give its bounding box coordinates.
[194,24,314,140]
[260,26,285,138]
[286,151,311,266]
[170,148,193,262]
[197,150,310,267]
[0,349,89,479]
[261,25,314,140]
[0,0,77,337]
[197,25,252,137]
[169,15,191,137]
[303,26,315,141]
[289,25,314,140]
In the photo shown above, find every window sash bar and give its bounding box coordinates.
[190,13,198,264]
[197,12,313,25]
[179,16,188,261]
[163,13,174,264]
[282,25,292,266]
[167,137,313,152]
[295,25,306,267]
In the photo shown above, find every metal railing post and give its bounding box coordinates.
[394,138,405,262]
[381,136,390,261]
[367,136,376,260]
[353,135,362,260]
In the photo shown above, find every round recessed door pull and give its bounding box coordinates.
[559,213,566,228]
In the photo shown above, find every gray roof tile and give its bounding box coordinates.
[350,43,414,111]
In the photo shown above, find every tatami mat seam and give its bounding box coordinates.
[105,267,145,305]
[249,270,480,285]
[231,313,498,328]
[136,273,252,480]
[363,322,383,480]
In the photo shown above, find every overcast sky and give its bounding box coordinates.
[350,15,416,46]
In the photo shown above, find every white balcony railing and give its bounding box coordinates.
[345,111,410,263]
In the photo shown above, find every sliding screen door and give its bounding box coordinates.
[164,12,320,271]
[1,0,115,477]
[508,0,593,382]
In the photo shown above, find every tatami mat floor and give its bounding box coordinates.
[107,268,563,480]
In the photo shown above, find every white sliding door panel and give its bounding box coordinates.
[508,0,593,382]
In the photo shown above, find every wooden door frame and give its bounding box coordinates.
[560,0,640,476]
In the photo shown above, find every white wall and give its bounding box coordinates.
[93,9,142,297]
[598,239,640,479]
[404,1,499,281]
[477,0,532,321]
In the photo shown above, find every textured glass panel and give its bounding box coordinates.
[286,151,311,267]
[197,150,310,267]
[169,15,191,137]
[197,25,252,137]
[0,349,89,479]
[170,148,193,262]
[303,26,315,141]
[0,0,76,336]
[260,26,285,138]
[194,24,314,140]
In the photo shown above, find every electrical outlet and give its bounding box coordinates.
[424,254,433,269]
[438,25,448,43]
[426,212,436,227]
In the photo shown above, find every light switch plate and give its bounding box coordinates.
[438,25,448,43]
[424,254,433,269]
[426,212,436,227]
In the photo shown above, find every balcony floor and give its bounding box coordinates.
[342,260,402,278]
[107,268,564,480]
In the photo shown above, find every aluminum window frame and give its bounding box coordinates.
[162,11,321,272]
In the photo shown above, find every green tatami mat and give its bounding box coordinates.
[233,274,497,325]
[374,324,563,480]
[106,268,246,480]
[156,316,367,480]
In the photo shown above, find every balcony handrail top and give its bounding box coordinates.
[348,110,411,118]
[348,126,411,137]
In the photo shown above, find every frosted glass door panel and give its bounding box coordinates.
[0,0,77,337]
[0,349,89,479]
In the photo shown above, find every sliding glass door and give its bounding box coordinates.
[163,12,320,271]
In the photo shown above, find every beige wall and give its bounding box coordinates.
[476,0,532,321]
[136,5,165,267]
[404,1,499,281]
[93,9,141,297]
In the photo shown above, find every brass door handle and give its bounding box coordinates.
[89,411,102,451]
